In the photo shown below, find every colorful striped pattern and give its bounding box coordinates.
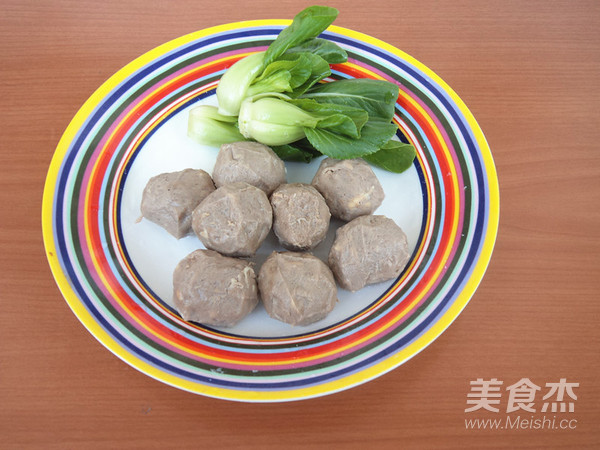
[42,21,499,402]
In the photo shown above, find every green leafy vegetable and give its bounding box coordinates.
[188,5,417,173]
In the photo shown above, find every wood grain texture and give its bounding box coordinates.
[1,0,599,448]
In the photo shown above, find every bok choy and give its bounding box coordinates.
[188,5,417,173]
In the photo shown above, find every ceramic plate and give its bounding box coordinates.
[42,20,499,402]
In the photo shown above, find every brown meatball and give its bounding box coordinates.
[140,169,215,239]
[328,215,410,292]
[258,252,338,326]
[270,183,331,251]
[173,249,258,327]
[212,141,286,195]
[192,182,272,257]
[311,158,384,221]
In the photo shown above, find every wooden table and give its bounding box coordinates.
[2,1,598,448]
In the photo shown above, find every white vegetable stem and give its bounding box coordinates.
[187,105,245,146]
[216,51,266,116]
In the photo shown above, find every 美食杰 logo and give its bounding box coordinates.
[464,378,579,431]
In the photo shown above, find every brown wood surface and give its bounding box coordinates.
[1,0,599,448]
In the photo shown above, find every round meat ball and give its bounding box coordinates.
[328,215,410,292]
[270,183,331,251]
[140,168,215,239]
[192,182,272,257]
[173,249,258,327]
[212,141,286,195]
[258,252,338,326]
[311,158,384,221]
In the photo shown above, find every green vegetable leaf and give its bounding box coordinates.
[284,52,331,96]
[363,139,417,173]
[284,38,348,64]
[192,5,411,174]
[263,6,339,67]
[304,120,398,159]
[302,78,399,122]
